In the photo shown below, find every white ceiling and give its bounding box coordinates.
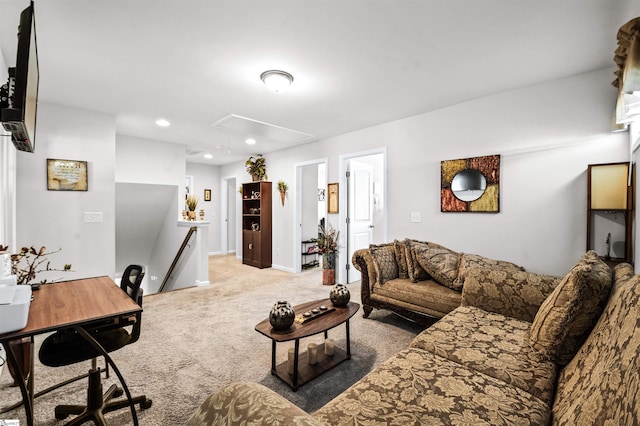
[1,0,637,165]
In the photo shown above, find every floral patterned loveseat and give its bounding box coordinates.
[353,239,526,323]
[187,251,640,425]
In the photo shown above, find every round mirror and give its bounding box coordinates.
[451,169,487,202]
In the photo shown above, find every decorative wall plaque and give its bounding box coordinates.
[47,159,88,191]
[441,154,500,212]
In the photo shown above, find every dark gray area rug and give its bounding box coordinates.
[0,255,428,425]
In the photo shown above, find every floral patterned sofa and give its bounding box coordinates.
[354,239,526,323]
[187,250,640,425]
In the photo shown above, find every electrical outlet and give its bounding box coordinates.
[410,212,421,223]
[84,212,103,223]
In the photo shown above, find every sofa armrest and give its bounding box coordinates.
[352,249,377,305]
[187,381,324,426]
[461,267,560,323]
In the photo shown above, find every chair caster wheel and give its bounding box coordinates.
[55,412,70,420]
[141,399,153,410]
[114,387,124,398]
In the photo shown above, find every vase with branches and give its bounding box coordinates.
[317,223,339,285]
[10,246,73,286]
[4,245,72,384]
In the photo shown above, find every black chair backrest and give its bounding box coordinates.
[121,264,145,306]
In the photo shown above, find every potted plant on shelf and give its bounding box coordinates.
[245,154,267,181]
[186,195,198,220]
[317,223,339,285]
[277,180,288,206]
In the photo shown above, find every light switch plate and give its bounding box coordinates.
[84,212,103,223]
[410,212,421,223]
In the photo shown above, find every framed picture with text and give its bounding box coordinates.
[204,188,211,201]
[47,159,88,191]
[327,182,339,213]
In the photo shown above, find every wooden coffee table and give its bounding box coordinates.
[255,298,359,391]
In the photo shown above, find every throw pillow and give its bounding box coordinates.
[403,239,431,283]
[413,242,462,291]
[369,243,398,286]
[455,253,525,286]
[393,239,409,279]
[529,251,612,365]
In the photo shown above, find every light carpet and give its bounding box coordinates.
[0,255,427,425]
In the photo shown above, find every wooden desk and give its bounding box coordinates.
[0,276,142,426]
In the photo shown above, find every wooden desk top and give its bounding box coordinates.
[0,276,141,341]
[255,298,359,342]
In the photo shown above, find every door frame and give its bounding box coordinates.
[220,175,239,257]
[294,158,328,273]
[338,147,387,284]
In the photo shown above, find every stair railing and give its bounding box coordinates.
[159,226,197,293]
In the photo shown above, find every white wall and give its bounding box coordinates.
[0,51,17,251]
[15,102,117,281]
[223,68,629,278]
[8,69,633,283]
[186,162,221,254]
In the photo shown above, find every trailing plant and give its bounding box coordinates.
[245,154,267,181]
[10,246,73,285]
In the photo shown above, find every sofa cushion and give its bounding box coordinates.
[404,239,431,282]
[552,263,639,425]
[371,277,461,318]
[187,381,324,426]
[461,267,560,323]
[410,306,558,404]
[529,251,612,365]
[413,242,462,291]
[393,239,409,279]
[455,253,525,286]
[312,347,551,425]
[369,243,398,285]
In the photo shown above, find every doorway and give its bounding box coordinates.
[339,148,387,284]
[221,176,238,256]
[294,159,328,272]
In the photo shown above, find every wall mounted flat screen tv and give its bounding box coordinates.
[1,2,39,153]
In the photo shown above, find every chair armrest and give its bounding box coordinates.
[461,267,560,322]
[352,249,376,303]
[186,382,324,426]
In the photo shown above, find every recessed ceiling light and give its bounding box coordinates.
[155,118,170,127]
[260,70,293,93]
[245,138,256,145]
[204,153,213,159]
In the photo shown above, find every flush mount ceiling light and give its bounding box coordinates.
[245,138,256,145]
[155,118,170,127]
[260,70,294,93]
[203,153,213,159]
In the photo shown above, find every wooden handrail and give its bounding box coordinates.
[159,226,197,293]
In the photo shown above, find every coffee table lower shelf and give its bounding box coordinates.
[273,344,349,391]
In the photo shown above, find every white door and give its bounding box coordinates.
[347,159,374,283]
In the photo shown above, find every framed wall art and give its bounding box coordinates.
[327,183,339,213]
[204,188,211,201]
[441,154,500,213]
[47,159,88,191]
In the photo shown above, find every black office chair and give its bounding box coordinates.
[38,265,152,425]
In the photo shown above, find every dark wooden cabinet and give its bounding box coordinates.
[242,181,272,268]
[587,162,634,265]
